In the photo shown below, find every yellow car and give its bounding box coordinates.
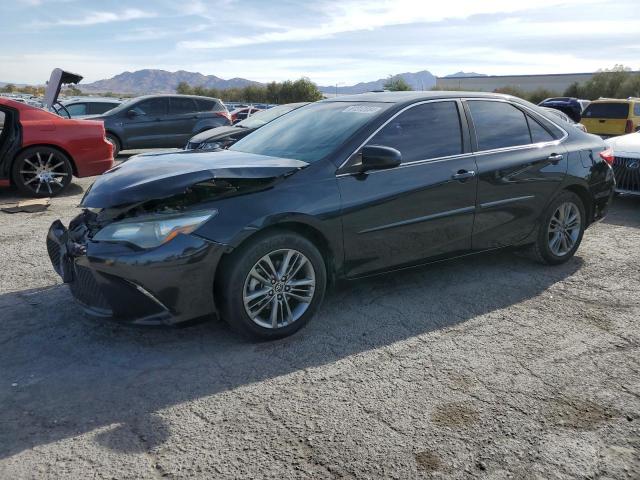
[581,98,640,138]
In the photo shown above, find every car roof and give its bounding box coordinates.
[61,97,122,104]
[320,91,517,104]
[128,94,222,102]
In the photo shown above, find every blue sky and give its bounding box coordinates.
[1,0,638,85]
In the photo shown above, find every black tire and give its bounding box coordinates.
[529,190,586,265]
[105,133,121,158]
[217,231,327,340]
[11,146,73,198]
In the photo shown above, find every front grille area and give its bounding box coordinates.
[69,265,112,313]
[46,236,61,272]
[612,156,640,194]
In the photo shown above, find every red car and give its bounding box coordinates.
[0,97,113,197]
[230,106,262,124]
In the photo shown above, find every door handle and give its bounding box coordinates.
[452,170,476,181]
[547,153,563,164]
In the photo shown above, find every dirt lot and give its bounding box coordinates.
[0,169,639,479]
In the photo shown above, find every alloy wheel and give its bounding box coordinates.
[547,201,581,256]
[17,151,70,195]
[243,248,316,329]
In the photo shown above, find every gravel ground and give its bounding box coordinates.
[0,169,639,479]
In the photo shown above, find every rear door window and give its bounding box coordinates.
[170,97,198,114]
[634,103,640,116]
[134,98,168,116]
[583,103,629,119]
[195,98,222,112]
[366,101,463,163]
[88,102,119,115]
[527,116,555,143]
[467,100,531,150]
[66,103,87,116]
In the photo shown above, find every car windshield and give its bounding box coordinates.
[583,103,629,119]
[229,102,391,162]
[237,103,304,129]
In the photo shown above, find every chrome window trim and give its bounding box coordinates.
[336,97,569,177]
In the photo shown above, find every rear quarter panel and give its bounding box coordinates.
[20,109,113,177]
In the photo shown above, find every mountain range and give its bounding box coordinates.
[3,69,484,95]
[78,69,442,95]
[318,70,437,94]
[80,69,260,94]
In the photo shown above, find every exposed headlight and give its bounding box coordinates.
[93,210,216,249]
[198,141,222,151]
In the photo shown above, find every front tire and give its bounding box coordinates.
[11,147,73,197]
[218,231,327,340]
[530,191,586,265]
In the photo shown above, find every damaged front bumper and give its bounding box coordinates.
[47,218,226,326]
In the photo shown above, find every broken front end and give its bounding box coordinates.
[46,204,225,325]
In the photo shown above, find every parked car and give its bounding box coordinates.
[538,97,587,123]
[185,102,308,150]
[47,92,614,339]
[542,107,587,132]
[85,94,231,156]
[581,98,640,138]
[603,131,640,195]
[0,97,112,197]
[230,106,262,124]
[56,97,122,118]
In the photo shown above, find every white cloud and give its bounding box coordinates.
[178,0,597,49]
[43,8,156,26]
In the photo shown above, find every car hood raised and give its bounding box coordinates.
[189,125,248,144]
[81,150,308,208]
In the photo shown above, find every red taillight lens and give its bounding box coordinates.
[599,148,614,165]
[625,120,634,134]
[215,111,231,123]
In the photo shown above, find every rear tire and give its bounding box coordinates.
[529,191,585,265]
[105,133,120,158]
[218,231,327,340]
[11,147,73,198]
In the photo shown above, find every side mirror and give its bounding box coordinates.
[126,109,138,118]
[360,145,402,172]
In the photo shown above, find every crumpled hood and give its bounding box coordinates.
[189,125,247,144]
[81,149,308,208]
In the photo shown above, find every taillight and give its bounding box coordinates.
[599,148,614,165]
[625,119,634,134]
[215,111,231,123]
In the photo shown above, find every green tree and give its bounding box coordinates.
[383,75,412,91]
[176,81,192,94]
[175,77,323,103]
[563,65,640,100]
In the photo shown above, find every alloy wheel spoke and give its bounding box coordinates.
[261,256,278,280]
[286,291,313,303]
[278,250,295,278]
[23,158,38,170]
[270,297,279,328]
[245,287,272,303]
[50,161,64,170]
[287,278,315,287]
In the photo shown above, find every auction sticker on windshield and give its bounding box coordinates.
[342,105,382,114]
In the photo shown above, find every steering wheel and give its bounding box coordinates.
[52,102,72,119]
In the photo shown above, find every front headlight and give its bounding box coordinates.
[93,210,216,249]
